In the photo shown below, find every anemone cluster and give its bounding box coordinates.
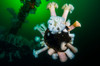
[33,2,81,62]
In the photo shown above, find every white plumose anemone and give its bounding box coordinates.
[48,16,66,34]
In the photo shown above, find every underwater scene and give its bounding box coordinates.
[0,0,99,66]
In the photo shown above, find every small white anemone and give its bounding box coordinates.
[48,16,66,34]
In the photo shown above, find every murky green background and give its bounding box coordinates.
[0,0,99,65]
